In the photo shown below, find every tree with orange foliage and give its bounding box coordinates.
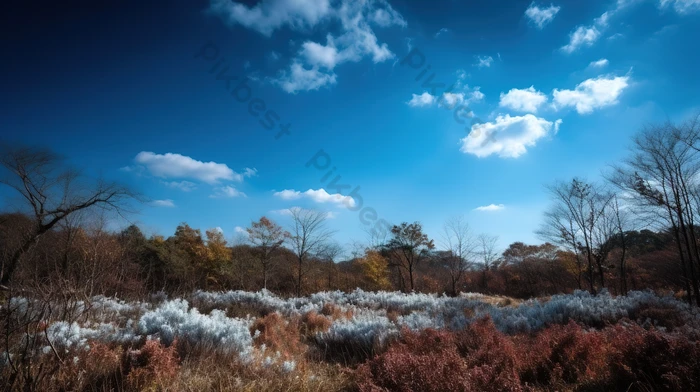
[247,216,290,289]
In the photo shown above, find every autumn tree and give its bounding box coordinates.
[288,208,335,296]
[359,250,391,290]
[0,144,135,288]
[246,217,289,289]
[385,222,434,292]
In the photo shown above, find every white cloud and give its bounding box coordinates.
[273,188,355,207]
[300,40,339,69]
[434,27,449,38]
[271,207,300,216]
[460,114,562,158]
[439,92,465,108]
[499,86,548,113]
[273,61,337,93]
[208,0,332,36]
[210,186,247,198]
[216,0,405,93]
[133,152,239,184]
[215,226,224,233]
[470,88,485,102]
[561,25,602,53]
[151,199,175,208]
[234,226,248,234]
[552,75,630,114]
[525,3,561,29]
[659,0,700,14]
[588,58,609,68]
[161,180,197,192]
[243,168,258,178]
[408,88,483,109]
[407,92,437,107]
[475,55,494,68]
[474,204,505,212]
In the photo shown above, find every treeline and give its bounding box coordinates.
[0,211,686,300]
[1,116,699,303]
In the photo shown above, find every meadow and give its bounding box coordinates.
[3,288,699,391]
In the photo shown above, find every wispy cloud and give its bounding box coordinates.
[588,58,609,68]
[151,199,176,208]
[525,3,561,29]
[474,204,505,211]
[210,186,247,198]
[474,55,494,68]
[434,27,449,38]
[161,180,197,192]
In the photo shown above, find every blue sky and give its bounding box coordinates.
[2,0,700,253]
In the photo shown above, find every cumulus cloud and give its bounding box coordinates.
[474,204,505,212]
[408,88,483,109]
[234,226,248,234]
[552,75,630,114]
[210,186,247,198]
[525,3,561,29]
[133,152,239,184]
[151,199,175,208]
[440,92,466,108]
[588,58,609,68]
[460,114,562,158]
[499,86,548,113]
[213,0,405,93]
[273,188,355,207]
[407,92,437,107]
[475,55,494,68]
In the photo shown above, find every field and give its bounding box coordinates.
[2,289,700,391]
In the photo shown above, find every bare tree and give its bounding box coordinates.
[609,119,700,305]
[476,233,499,292]
[246,216,290,290]
[441,215,475,295]
[539,179,613,293]
[288,208,335,296]
[537,202,585,289]
[318,242,343,290]
[0,144,136,288]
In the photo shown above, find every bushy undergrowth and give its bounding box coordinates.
[2,289,699,391]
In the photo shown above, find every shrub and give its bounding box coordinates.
[516,321,608,387]
[357,320,522,392]
[604,324,700,391]
[124,339,180,391]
